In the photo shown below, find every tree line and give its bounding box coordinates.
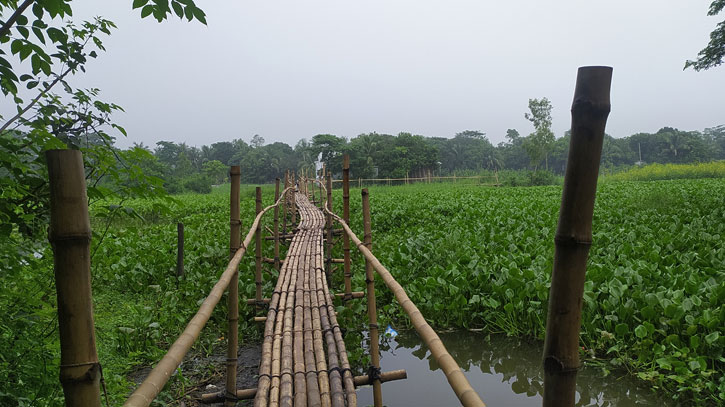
[142,123,725,192]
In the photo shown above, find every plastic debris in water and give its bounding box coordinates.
[384,324,398,338]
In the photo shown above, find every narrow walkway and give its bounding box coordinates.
[255,193,357,407]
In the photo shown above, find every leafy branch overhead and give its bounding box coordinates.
[686,0,725,70]
[132,0,207,24]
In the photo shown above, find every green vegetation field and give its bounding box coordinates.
[4,179,723,405]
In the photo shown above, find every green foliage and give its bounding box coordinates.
[334,180,724,404]
[607,161,725,182]
[523,97,555,171]
[685,0,725,70]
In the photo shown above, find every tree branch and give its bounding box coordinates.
[0,64,72,133]
[0,0,35,39]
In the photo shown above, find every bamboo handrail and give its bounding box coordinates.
[330,175,498,183]
[315,180,486,407]
[124,186,293,407]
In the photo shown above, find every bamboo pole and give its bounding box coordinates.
[46,149,101,407]
[542,66,612,407]
[291,171,297,226]
[342,155,351,300]
[318,179,323,210]
[256,187,263,304]
[309,229,331,407]
[325,174,333,281]
[362,189,382,406]
[125,188,291,407]
[176,222,184,284]
[226,166,241,407]
[283,171,289,235]
[274,178,281,272]
[201,370,406,403]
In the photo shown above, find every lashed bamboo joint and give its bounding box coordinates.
[254,193,356,407]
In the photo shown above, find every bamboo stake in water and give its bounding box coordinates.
[542,66,612,407]
[47,149,102,407]
[256,186,263,303]
[362,189,382,407]
[342,155,352,299]
[325,174,333,280]
[283,171,289,235]
[177,222,184,284]
[227,166,241,407]
[274,178,281,272]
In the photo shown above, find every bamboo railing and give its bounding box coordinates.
[316,180,486,407]
[330,174,500,186]
[124,185,292,407]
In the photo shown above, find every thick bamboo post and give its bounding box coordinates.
[176,222,184,283]
[274,178,281,272]
[46,150,101,407]
[325,174,333,280]
[256,186,263,303]
[342,154,352,300]
[542,66,612,407]
[227,166,241,406]
[362,189,382,406]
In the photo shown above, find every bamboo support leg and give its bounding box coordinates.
[362,189,382,407]
[342,155,352,300]
[227,166,242,406]
[256,187,263,303]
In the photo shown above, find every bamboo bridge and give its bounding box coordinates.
[45,66,612,407]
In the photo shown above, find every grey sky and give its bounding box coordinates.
[67,0,723,149]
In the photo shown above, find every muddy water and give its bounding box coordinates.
[356,331,673,407]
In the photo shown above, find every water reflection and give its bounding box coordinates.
[356,331,672,407]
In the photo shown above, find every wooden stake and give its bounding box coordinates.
[176,222,184,284]
[325,174,333,282]
[227,166,241,406]
[274,178,281,272]
[342,155,351,300]
[256,186,263,303]
[47,149,101,407]
[291,171,297,226]
[362,189,382,406]
[542,66,612,407]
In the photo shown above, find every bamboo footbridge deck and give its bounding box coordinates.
[254,193,356,406]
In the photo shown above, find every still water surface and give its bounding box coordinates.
[356,331,674,407]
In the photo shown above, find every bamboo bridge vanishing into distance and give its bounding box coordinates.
[46,66,612,407]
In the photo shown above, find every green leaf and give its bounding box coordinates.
[634,324,648,338]
[141,5,154,18]
[172,1,184,18]
[705,331,720,345]
[133,0,149,9]
[190,6,207,24]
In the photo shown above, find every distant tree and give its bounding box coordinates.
[251,134,265,148]
[311,134,347,174]
[202,159,227,184]
[686,0,725,70]
[523,98,555,171]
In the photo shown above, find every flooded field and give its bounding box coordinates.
[356,331,674,406]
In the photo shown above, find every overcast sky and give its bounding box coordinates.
[64,0,724,149]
